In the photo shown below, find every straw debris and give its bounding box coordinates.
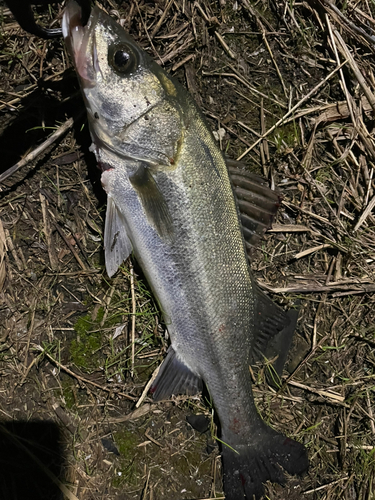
[1,0,375,498]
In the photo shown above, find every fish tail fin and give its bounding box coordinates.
[221,429,308,500]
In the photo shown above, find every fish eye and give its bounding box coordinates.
[114,50,129,68]
[109,44,137,75]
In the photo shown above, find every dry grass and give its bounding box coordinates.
[1,0,375,498]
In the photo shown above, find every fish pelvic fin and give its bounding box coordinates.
[104,195,133,277]
[221,428,308,500]
[129,164,174,243]
[150,346,202,401]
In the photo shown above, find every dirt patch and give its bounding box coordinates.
[1,0,375,498]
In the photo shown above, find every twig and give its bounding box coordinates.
[282,200,333,225]
[52,403,77,434]
[0,118,74,184]
[40,189,59,270]
[334,30,375,112]
[194,1,211,23]
[197,497,225,500]
[0,218,7,292]
[130,261,136,378]
[287,380,345,403]
[303,475,349,494]
[160,35,194,64]
[260,98,269,176]
[268,224,311,232]
[171,53,195,72]
[145,429,162,447]
[215,32,236,59]
[23,298,37,373]
[4,228,23,271]
[366,390,375,435]
[140,470,151,500]
[107,404,152,423]
[326,16,356,125]
[294,243,333,260]
[258,280,375,294]
[203,71,287,109]
[323,0,375,45]
[258,19,288,97]
[353,193,375,232]
[150,0,174,38]
[100,286,115,327]
[136,365,160,408]
[54,223,87,271]
[134,1,161,63]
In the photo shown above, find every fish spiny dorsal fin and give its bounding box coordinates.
[104,195,133,277]
[226,159,282,256]
[129,163,174,242]
[151,346,203,401]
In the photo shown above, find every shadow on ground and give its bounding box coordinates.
[0,421,63,500]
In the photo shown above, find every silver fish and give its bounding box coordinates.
[62,3,308,498]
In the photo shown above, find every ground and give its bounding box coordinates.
[0,0,375,499]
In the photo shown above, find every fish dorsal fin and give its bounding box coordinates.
[227,159,281,255]
[150,346,203,401]
[104,195,133,277]
[251,287,298,374]
[129,164,174,242]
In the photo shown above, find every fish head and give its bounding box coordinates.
[63,1,184,167]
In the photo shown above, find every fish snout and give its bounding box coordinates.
[62,1,98,86]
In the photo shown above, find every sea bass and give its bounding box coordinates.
[62,3,308,498]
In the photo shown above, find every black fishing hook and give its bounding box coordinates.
[4,0,91,39]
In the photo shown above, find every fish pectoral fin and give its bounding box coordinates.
[104,195,133,277]
[226,159,281,254]
[150,346,203,401]
[252,288,298,381]
[129,164,174,242]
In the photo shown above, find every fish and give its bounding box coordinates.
[62,2,308,498]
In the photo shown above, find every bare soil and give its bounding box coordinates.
[1,0,375,499]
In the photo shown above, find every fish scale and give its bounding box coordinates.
[63,2,308,498]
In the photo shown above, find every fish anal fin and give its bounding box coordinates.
[222,429,308,500]
[104,195,133,277]
[129,164,174,243]
[227,159,282,251]
[150,346,203,401]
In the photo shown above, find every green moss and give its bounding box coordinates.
[61,379,75,409]
[315,166,331,183]
[114,428,139,459]
[70,314,103,371]
[112,429,140,488]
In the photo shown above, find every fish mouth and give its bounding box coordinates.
[99,162,114,173]
[62,1,99,86]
